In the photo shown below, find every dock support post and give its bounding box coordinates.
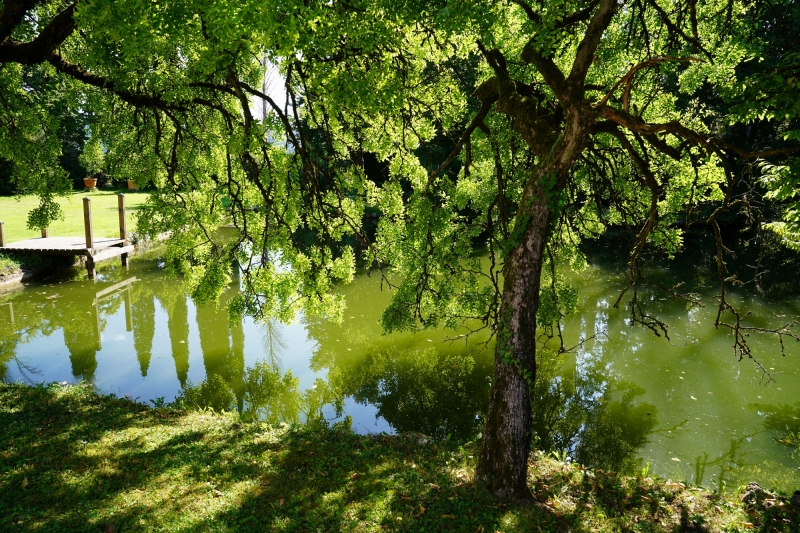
[0,221,5,247]
[124,285,133,331]
[118,193,128,267]
[1,302,12,325]
[83,197,96,279]
[41,228,49,238]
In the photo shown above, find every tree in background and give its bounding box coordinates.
[1,0,798,500]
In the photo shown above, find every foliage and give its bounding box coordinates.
[2,0,800,497]
[77,136,104,178]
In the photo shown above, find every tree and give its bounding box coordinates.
[1,0,799,501]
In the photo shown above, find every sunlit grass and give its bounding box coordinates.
[1,382,798,533]
[0,189,149,244]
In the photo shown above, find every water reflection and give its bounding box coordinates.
[131,283,155,377]
[533,351,658,472]
[1,253,799,492]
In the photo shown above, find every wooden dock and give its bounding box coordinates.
[0,194,134,279]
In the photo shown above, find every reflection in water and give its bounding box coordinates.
[2,251,800,492]
[326,345,492,441]
[176,362,301,424]
[162,292,190,387]
[196,285,246,412]
[533,351,657,472]
[131,285,155,377]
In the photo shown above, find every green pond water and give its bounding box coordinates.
[1,246,799,493]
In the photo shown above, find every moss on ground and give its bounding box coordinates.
[1,382,798,532]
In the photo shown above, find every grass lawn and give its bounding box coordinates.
[1,382,797,533]
[0,189,149,244]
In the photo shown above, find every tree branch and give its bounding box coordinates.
[596,56,702,109]
[567,0,619,90]
[0,2,76,64]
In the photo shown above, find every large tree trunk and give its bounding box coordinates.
[475,98,595,500]
[476,177,551,501]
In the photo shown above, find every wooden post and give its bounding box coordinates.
[41,228,49,238]
[94,297,102,350]
[0,221,5,247]
[1,303,12,325]
[83,197,94,250]
[84,197,96,279]
[118,193,128,267]
[86,256,96,280]
[124,285,133,332]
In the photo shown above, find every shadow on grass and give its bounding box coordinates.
[1,383,798,533]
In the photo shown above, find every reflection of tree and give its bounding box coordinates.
[324,345,492,441]
[0,300,49,382]
[131,283,156,377]
[162,292,190,387]
[176,360,301,423]
[532,352,657,472]
[61,285,123,382]
[195,283,246,408]
[756,402,800,438]
[260,319,285,368]
[690,436,752,488]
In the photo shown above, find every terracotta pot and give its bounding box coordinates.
[83,177,98,189]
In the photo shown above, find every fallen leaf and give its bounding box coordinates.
[316,470,326,477]
[429,483,440,490]
[400,496,413,501]
[213,489,223,497]
[581,503,593,510]
[441,514,456,519]
[350,472,360,480]
[671,457,681,462]
[419,504,426,515]
[690,396,697,400]
[742,522,754,529]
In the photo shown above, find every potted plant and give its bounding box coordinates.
[79,136,104,190]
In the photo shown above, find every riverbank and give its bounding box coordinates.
[1,383,797,532]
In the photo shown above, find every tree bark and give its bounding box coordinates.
[476,175,551,501]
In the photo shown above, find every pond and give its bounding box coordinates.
[1,244,799,493]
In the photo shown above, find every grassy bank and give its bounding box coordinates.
[1,383,797,533]
[0,254,21,280]
[0,189,149,243]
[0,190,149,281]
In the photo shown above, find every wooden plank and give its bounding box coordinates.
[0,221,5,247]
[91,244,134,264]
[83,197,94,251]
[1,236,123,253]
[95,276,138,299]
